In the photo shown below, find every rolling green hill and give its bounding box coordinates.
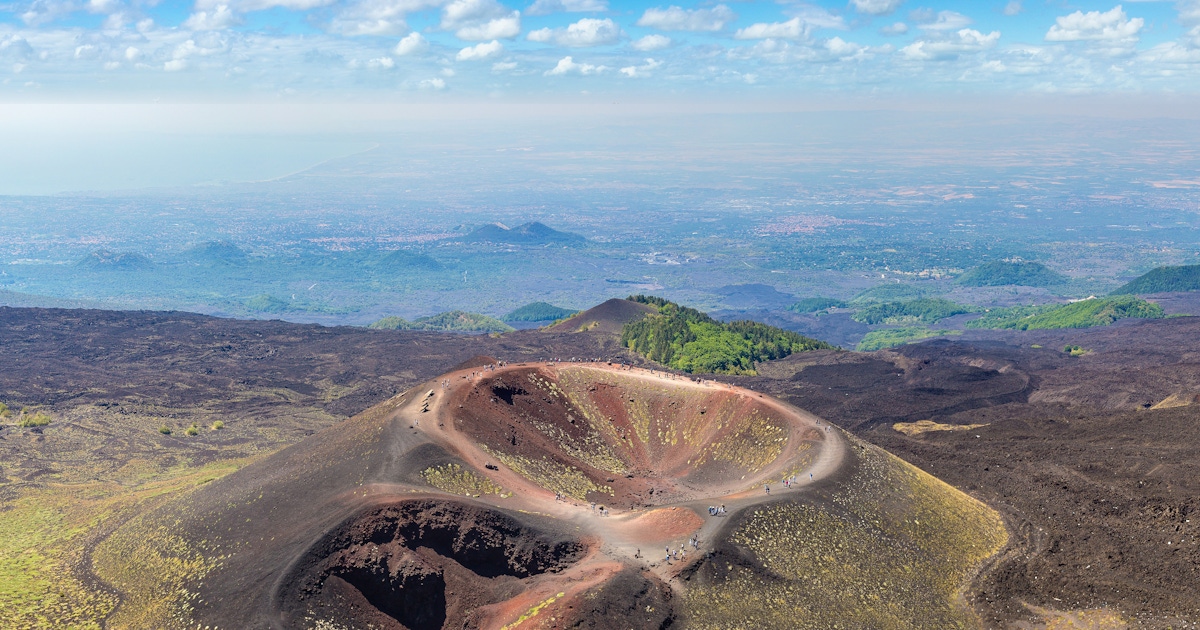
[1111,264,1200,295]
[788,297,847,313]
[621,295,834,375]
[957,261,1066,287]
[851,298,973,325]
[850,284,928,304]
[369,311,515,333]
[965,295,1164,330]
[503,301,579,322]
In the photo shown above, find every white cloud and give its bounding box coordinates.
[787,5,846,30]
[851,0,902,16]
[1138,40,1200,64]
[1003,1,1022,17]
[825,37,865,60]
[394,32,428,55]
[0,36,34,61]
[455,14,521,39]
[326,0,445,36]
[880,22,908,36]
[164,58,188,71]
[1045,6,1143,43]
[631,34,670,51]
[1181,1,1200,26]
[183,4,240,31]
[527,17,620,46]
[367,56,395,68]
[916,10,972,31]
[525,0,606,16]
[619,57,661,77]
[419,77,446,89]
[636,4,735,32]
[442,0,522,39]
[74,44,98,60]
[196,0,335,10]
[456,39,503,60]
[900,28,1000,60]
[124,46,140,61]
[545,55,607,75]
[492,60,518,71]
[735,18,810,41]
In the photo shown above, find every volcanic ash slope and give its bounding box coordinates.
[92,361,1007,629]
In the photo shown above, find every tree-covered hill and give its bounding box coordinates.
[957,261,1066,287]
[788,297,847,313]
[851,298,973,325]
[503,302,579,322]
[965,295,1164,330]
[1111,264,1200,295]
[621,295,834,375]
[369,311,515,333]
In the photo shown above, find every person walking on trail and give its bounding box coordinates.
[765,485,770,495]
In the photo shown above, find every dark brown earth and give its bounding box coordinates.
[4,305,1200,626]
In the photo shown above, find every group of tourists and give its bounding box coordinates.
[707,505,727,516]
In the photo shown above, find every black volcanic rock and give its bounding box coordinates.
[464,222,586,246]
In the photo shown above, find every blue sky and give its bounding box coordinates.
[0,0,1198,99]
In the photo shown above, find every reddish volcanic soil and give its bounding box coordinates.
[164,361,840,630]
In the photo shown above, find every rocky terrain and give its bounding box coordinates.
[2,304,1200,627]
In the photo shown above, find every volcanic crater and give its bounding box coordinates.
[96,359,1003,629]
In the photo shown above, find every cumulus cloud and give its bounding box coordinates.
[0,36,35,61]
[441,0,521,39]
[545,55,606,75]
[619,57,661,77]
[326,0,445,36]
[631,34,670,50]
[1182,0,1200,26]
[164,59,188,71]
[1003,1,1022,17]
[915,10,972,31]
[394,32,428,55]
[1045,5,1143,43]
[851,0,902,16]
[636,4,735,32]
[492,60,518,71]
[367,56,395,68]
[525,0,606,16]
[527,17,620,46]
[454,15,520,39]
[195,0,335,10]
[1138,40,1200,64]
[880,22,908,36]
[735,17,810,41]
[900,28,1000,60]
[456,39,503,60]
[183,4,240,30]
[418,77,446,89]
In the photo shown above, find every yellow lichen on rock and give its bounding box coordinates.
[892,420,990,437]
[422,463,505,496]
[685,438,1007,629]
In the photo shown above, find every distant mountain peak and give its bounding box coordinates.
[463,221,586,246]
